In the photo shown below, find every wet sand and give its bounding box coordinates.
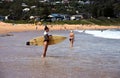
[0,30,120,78]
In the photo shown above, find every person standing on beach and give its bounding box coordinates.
[69,30,75,47]
[34,19,38,30]
[41,25,51,57]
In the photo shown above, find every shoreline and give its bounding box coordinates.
[0,22,120,34]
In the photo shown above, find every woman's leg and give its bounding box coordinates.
[70,39,74,47]
[71,40,74,47]
[41,41,48,57]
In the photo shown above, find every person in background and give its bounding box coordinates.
[41,25,51,58]
[69,30,75,48]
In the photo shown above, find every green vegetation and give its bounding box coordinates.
[5,20,28,24]
[0,0,120,20]
[1,0,120,26]
[4,18,120,26]
[50,18,120,26]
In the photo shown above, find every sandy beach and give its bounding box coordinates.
[0,21,120,34]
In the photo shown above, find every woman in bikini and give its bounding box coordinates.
[69,30,75,48]
[41,26,51,57]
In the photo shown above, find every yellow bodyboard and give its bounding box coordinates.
[26,35,66,46]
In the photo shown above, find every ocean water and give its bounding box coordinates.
[0,30,120,78]
[76,29,120,39]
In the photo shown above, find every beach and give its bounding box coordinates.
[0,21,120,34]
[0,22,120,78]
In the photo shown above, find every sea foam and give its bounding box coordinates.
[76,29,120,39]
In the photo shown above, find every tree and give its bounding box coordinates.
[41,3,51,21]
[113,1,120,17]
[9,1,22,20]
[89,0,119,18]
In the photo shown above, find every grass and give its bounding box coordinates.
[4,20,33,24]
[4,18,120,26]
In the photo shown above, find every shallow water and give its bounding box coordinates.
[0,30,120,78]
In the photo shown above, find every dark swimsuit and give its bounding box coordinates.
[44,34,49,42]
[69,38,73,41]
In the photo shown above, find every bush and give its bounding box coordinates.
[4,20,32,24]
[4,18,120,26]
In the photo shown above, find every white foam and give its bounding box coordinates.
[76,29,120,39]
